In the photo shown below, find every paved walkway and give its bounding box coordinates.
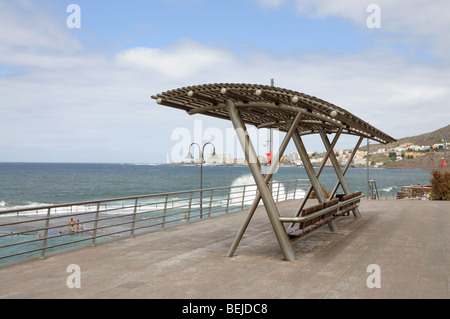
[1,199,449,299]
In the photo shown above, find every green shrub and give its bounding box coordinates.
[430,169,450,200]
[309,184,331,199]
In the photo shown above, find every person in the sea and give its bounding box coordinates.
[69,218,75,229]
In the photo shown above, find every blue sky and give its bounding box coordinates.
[71,1,372,53]
[1,0,449,163]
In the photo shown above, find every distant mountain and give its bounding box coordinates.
[364,124,450,151]
[365,124,450,169]
[389,124,450,148]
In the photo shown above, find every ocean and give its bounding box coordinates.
[0,162,434,211]
[0,162,434,263]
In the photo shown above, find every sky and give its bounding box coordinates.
[1,0,449,163]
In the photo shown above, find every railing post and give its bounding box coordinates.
[226,187,231,214]
[40,207,51,259]
[130,198,138,237]
[162,194,168,229]
[91,202,101,246]
[285,181,289,201]
[241,185,246,210]
[187,192,193,223]
[293,180,298,199]
[208,189,214,218]
[276,182,281,202]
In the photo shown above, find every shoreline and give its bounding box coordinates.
[162,162,435,170]
[1,161,439,170]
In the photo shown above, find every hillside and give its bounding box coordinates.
[382,152,445,169]
[364,124,450,169]
[388,124,450,149]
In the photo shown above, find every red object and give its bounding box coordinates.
[441,160,447,167]
[266,152,272,164]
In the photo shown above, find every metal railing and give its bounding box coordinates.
[0,179,309,264]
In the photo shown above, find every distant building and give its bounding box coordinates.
[205,153,233,165]
[286,152,300,163]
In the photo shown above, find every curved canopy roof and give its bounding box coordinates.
[151,83,396,144]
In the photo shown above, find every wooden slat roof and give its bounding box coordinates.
[151,83,396,144]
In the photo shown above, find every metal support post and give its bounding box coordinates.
[329,136,364,199]
[40,207,51,259]
[320,131,351,194]
[320,131,360,218]
[226,99,297,261]
[162,194,168,229]
[228,112,302,258]
[293,133,326,203]
[130,198,138,236]
[292,128,342,220]
[292,132,339,232]
[91,202,101,246]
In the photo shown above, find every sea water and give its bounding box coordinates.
[0,162,433,211]
[0,163,433,263]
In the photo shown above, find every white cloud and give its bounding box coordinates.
[255,0,285,8]
[115,40,234,80]
[256,0,450,60]
[0,0,82,68]
[1,1,449,163]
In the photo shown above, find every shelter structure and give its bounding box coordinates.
[152,83,396,260]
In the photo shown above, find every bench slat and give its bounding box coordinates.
[282,194,364,239]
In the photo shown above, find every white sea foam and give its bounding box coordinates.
[0,174,305,219]
[0,201,54,214]
[229,174,305,202]
[381,186,398,192]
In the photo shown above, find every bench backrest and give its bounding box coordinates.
[301,198,339,216]
[324,198,339,208]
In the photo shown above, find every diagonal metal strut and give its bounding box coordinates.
[226,99,297,261]
[292,132,339,232]
[227,112,303,258]
[320,132,361,218]
[328,136,364,200]
[287,128,342,229]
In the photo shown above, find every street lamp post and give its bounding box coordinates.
[187,142,216,218]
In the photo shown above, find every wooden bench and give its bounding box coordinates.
[282,192,364,238]
[285,198,339,238]
[335,191,362,217]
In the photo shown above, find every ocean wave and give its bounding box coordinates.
[0,201,55,213]
[380,186,398,192]
[0,174,305,218]
[229,174,305,201]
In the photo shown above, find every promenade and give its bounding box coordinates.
[1,199,449,299]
